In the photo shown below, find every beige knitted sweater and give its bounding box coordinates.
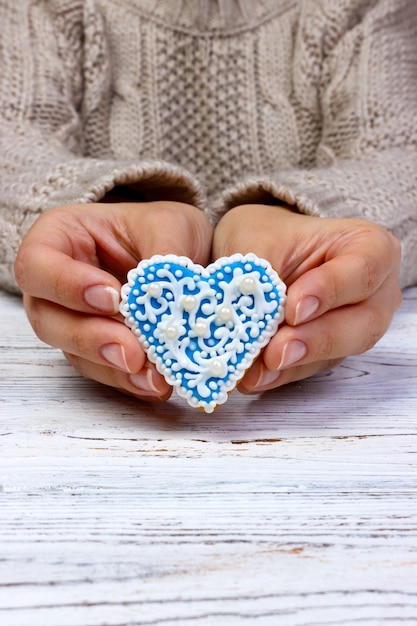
[0,0,416,292]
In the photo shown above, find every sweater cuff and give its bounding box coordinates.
[23,158,207,211]
[0,158,207,293]
[216,151,417,289]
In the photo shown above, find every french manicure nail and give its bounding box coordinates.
[240,362,282,393]
[295,296,320,325]
[278,340,307,369]
[129,368,165,395]
[255,366,282,390]
[84,285,120,313]
[101,343,131,372]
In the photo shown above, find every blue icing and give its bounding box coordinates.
[124,256,285,409]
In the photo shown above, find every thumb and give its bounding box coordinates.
[128,201,213,266]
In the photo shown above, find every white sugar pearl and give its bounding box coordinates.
[240,276,257,295]
[164,325,179,340]
[182,295,198,311]
[193,320,208,336]
[147,282,162,297]
[217,305,233,322]
[208,358,226,377]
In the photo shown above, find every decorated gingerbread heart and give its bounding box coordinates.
[120,253,286,412]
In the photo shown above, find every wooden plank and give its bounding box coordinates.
[0,289,416,625]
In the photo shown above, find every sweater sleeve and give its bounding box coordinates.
[0,1,205,293]
[219,0,417,289]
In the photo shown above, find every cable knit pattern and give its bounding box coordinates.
[0,0,416,292]
[122,0,291,32]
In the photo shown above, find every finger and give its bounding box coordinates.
[267,289,398,371]
[16,243,123,315]
[24,296,146,373]
[15,202,213,316]
[64,352,172,402]
[15,205,126,314]
[238,356,344,394]
[129,201,213,265]
[213,205,401,325]
[287,235,402,326]
[239,274,400,393]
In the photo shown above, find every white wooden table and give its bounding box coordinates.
[0,287,416,626]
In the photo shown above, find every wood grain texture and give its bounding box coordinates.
[1,288,416,626]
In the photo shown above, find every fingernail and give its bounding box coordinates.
[241,362,281,393]
[84,285,120,313]
[278,340,307,369]
[256,366,282,390]
[129,368,166,395]
[295,296,320,325]
[101,343,131,372]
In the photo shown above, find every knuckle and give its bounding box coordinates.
[52,264,74,303]
[390,233,403,266]
[326,274,343,310]
[14,244,32,291]
[25,300,46,342]
[363,310,388,352]
[317,329,336,361]
[70,325,93,358]
[349,221,401,298]
[360,252,380,297]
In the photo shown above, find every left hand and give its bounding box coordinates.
[212,204,403,393]
[15,200,213,402]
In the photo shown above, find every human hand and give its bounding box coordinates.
[15,201,213,401]
[212,204,402,393]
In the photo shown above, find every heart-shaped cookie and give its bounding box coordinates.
[120,253,286,412]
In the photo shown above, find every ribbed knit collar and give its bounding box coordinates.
[119,0,296,33]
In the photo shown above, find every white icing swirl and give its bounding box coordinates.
[120,253,287,412]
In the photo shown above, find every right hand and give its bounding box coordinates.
[212,203,402,393]
[15,201,213,402]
